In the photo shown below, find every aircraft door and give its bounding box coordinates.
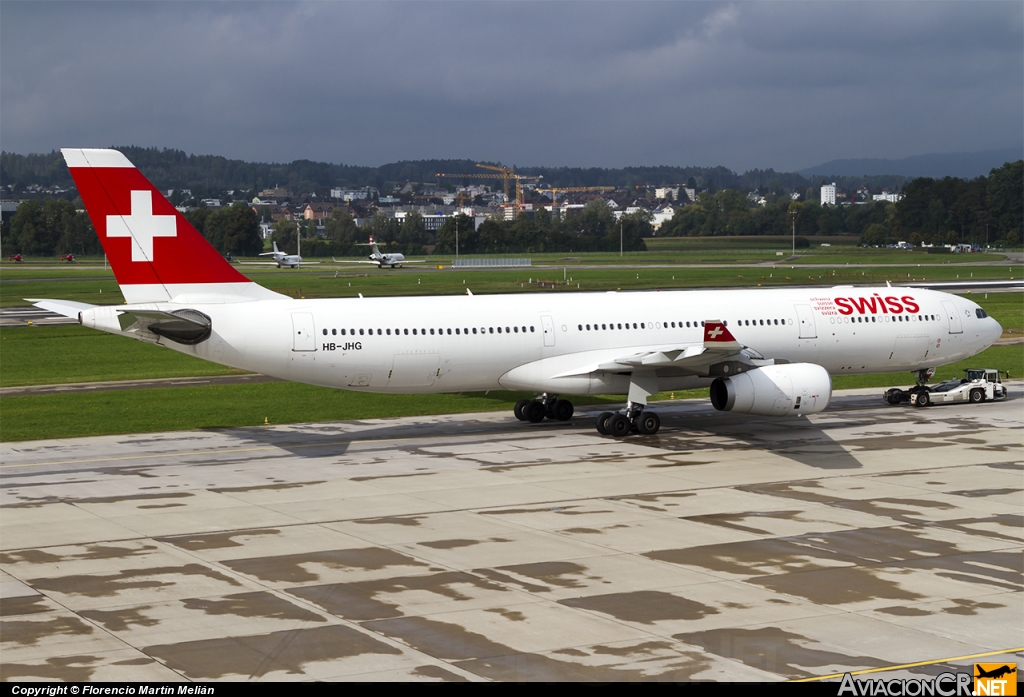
[291,313,317,351]
[795,304,817,339]
[941,300,962,334]
[541,315,555,347]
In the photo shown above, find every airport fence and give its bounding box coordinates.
[452,258,531,268]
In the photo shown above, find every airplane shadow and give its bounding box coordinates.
[213,393,872,471]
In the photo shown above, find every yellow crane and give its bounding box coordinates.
[436,163,542,218]
[536,186,617,207]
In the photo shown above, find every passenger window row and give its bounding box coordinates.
[577,319,789,331]
[736,319,788,326]
[322,326,535,337]
[829,314,938,324]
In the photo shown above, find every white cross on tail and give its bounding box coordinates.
[106,190,176,262]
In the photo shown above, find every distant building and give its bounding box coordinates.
[820,183,836,205]
[872,192,903,203]
[331,187,379,202]
[303,203,340,221]
[655,187,679,201]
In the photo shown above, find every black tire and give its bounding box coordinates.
[525,401,546,423]
[886,389,904,405]
[596,411,614,435]
[636,412,661,435]
[915,392,930,407]
[969,389,984,404]
[514,399,531,421]
[553,399,574,421]
[608,414,630,437]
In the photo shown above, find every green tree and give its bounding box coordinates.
[205,203,262,256]
[612,211,651,251]
[325,209,358,249]
[435,213,474,254]
[271,218,297,254]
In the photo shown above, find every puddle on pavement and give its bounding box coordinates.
[144,624,402,679]
[560,590,718,624]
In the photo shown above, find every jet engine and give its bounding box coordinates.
[710,363,831,416]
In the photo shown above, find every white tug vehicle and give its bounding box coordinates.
[886,369,1008,407]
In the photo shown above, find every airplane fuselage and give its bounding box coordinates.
[110,286,1000,395]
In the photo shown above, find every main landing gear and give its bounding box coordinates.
[595,402,661,437]
[514,394,575,423]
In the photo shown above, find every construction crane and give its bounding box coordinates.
[536,186,617,207]
[436,163,541,218]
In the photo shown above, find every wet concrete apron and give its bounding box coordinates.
[2,388,1021,681]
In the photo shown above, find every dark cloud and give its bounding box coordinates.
[2,1,1021,171]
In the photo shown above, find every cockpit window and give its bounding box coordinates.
[975,308,988,318]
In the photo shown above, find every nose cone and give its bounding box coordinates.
[986,316,1003,347]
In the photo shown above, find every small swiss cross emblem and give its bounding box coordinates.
[708,326,724,339]
[106,190,177,262]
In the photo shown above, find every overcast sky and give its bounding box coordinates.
[2,1,1021,172]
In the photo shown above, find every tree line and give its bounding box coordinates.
[268,200,650,257]
[2,162,1019,257]
[660,160,1021,247]
[3,147,912,203]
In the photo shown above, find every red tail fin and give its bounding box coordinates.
[63,148,279,304]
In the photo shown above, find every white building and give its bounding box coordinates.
[655,187,679,201]
[872,192,903,203]
[820,183,836,205]
[331,187,378,202]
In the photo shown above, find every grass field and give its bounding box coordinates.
[1,258,1020,307]
[1,344,1019,442]
[1,244,1020,441]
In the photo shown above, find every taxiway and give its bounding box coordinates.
[1,388,1021,681]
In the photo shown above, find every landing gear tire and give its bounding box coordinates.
[524,401,546,423]
[608,414,630,438]
[969,389,984,404]
[596,411,614,435]
[514,399,532,421]
[915,392,930,407]
[552,399,574,421]
[636,412,661,435]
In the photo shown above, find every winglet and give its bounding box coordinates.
[703,320,740,349]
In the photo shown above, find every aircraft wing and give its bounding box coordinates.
[500,320,773,393]
[601,320,746,370]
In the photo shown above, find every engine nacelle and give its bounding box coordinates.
[710,363,832,416]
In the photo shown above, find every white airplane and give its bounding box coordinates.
[256,241,318,268]
[334,236,425,268]
[32,149,1003,436]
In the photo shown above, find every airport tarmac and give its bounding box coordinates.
[1,388,1021,682]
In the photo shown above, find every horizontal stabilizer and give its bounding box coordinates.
[27,299,96,319]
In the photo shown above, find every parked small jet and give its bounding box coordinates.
[256,241,318,268]
[334,236,425,268]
